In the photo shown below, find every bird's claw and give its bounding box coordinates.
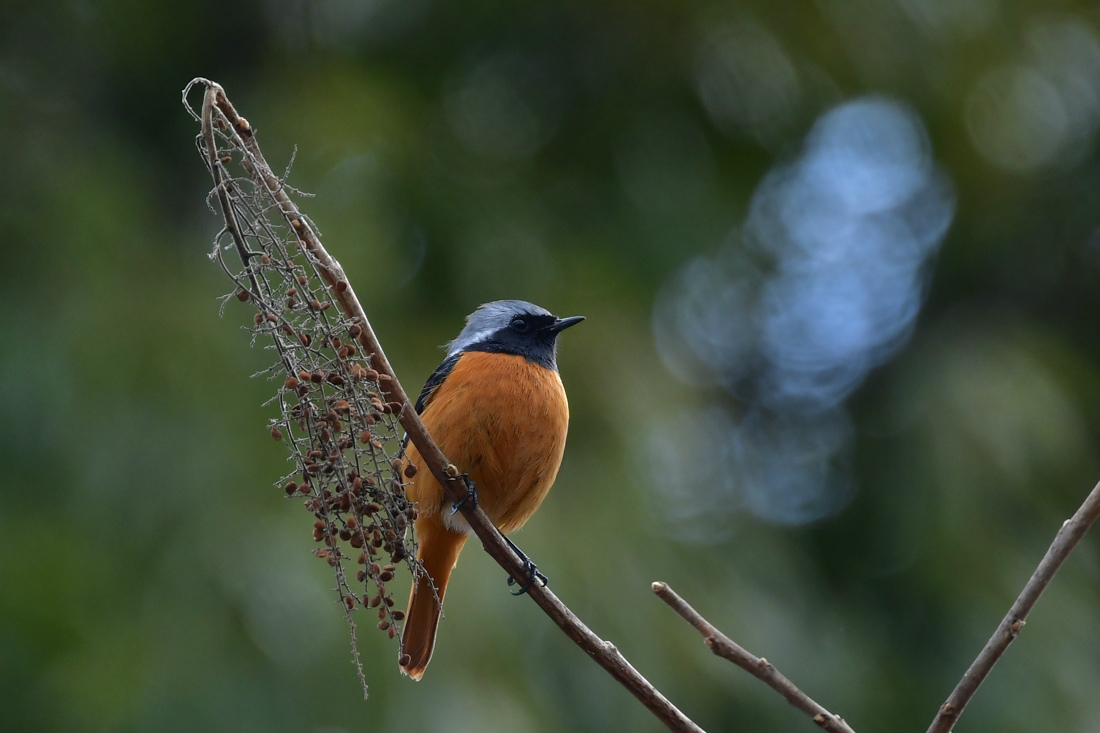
[450,475,477,515]
[503,535,548,595]
[508,565,548,595]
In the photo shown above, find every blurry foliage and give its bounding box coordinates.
[2,1,1100,732]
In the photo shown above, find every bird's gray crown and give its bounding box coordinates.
[447,300,553,357]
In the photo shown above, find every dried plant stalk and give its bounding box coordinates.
[184,78,419,698]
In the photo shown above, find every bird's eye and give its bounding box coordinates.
[510,317,528,333]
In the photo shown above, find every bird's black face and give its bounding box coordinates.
[465,309,584,370]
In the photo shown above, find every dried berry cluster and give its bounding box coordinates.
[195,105,417,694]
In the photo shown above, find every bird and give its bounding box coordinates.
[398,300,584,681]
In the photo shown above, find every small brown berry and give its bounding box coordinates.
[356,569,366,582]
[311,370,324,383]
[404,463,418,479]
[260,253,271,265]
[253,313,264,326]
[236,289,250,302]
[284,376,299,390]
[309,299,322,311]
[360,431,371,444]
[344,595,356,610]
[299,333,311,347]
[378,620,390,631]
[399,654,411,667]
[357,553,367,565]
[284,482,297,495]
[369,595,382,608]
[334,399,350,414]
[270,427,283,441]
[387,626,396,639]
[297,274,308,285]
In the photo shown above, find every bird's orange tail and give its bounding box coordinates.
[400,518,468,680]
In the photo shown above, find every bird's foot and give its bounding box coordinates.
[504,535,548,596]
[450,475,478,515]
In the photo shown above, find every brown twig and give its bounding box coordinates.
[926,478,1100,733]
[653,582,857,733]
[185,78,704,733]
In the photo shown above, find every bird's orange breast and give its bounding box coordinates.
[404,351,570,534]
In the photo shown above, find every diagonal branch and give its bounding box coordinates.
[653,582,857,733]
[185,78,705,733]
[925,478,1100,733]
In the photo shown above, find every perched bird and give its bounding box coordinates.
[399,300,583,680]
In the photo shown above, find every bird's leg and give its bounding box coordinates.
[449,474,478,514]
[503,535,548,595]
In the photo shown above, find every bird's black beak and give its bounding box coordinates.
[547,315,585,334]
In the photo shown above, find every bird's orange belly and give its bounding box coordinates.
[404,351,570,534]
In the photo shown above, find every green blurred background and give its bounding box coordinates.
[3,1,1100,731]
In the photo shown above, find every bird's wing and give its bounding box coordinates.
[414,352,462,414]
[401,352,462,454]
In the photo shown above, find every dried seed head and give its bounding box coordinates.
[297,274,308,285]
[378,620,390,631]
[404,463,418,478]
[253,313,264,326]
[344,595,356,610]
[392,610,405,621]
[349,324,362,338]
[270,427,283,441]
[387,625,396,639]
[311,370,325,383]
[284,481,298,495]
[236,289,250,302]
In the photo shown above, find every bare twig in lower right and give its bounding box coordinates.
[652,582,857,733]
[926,478,1100,733]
